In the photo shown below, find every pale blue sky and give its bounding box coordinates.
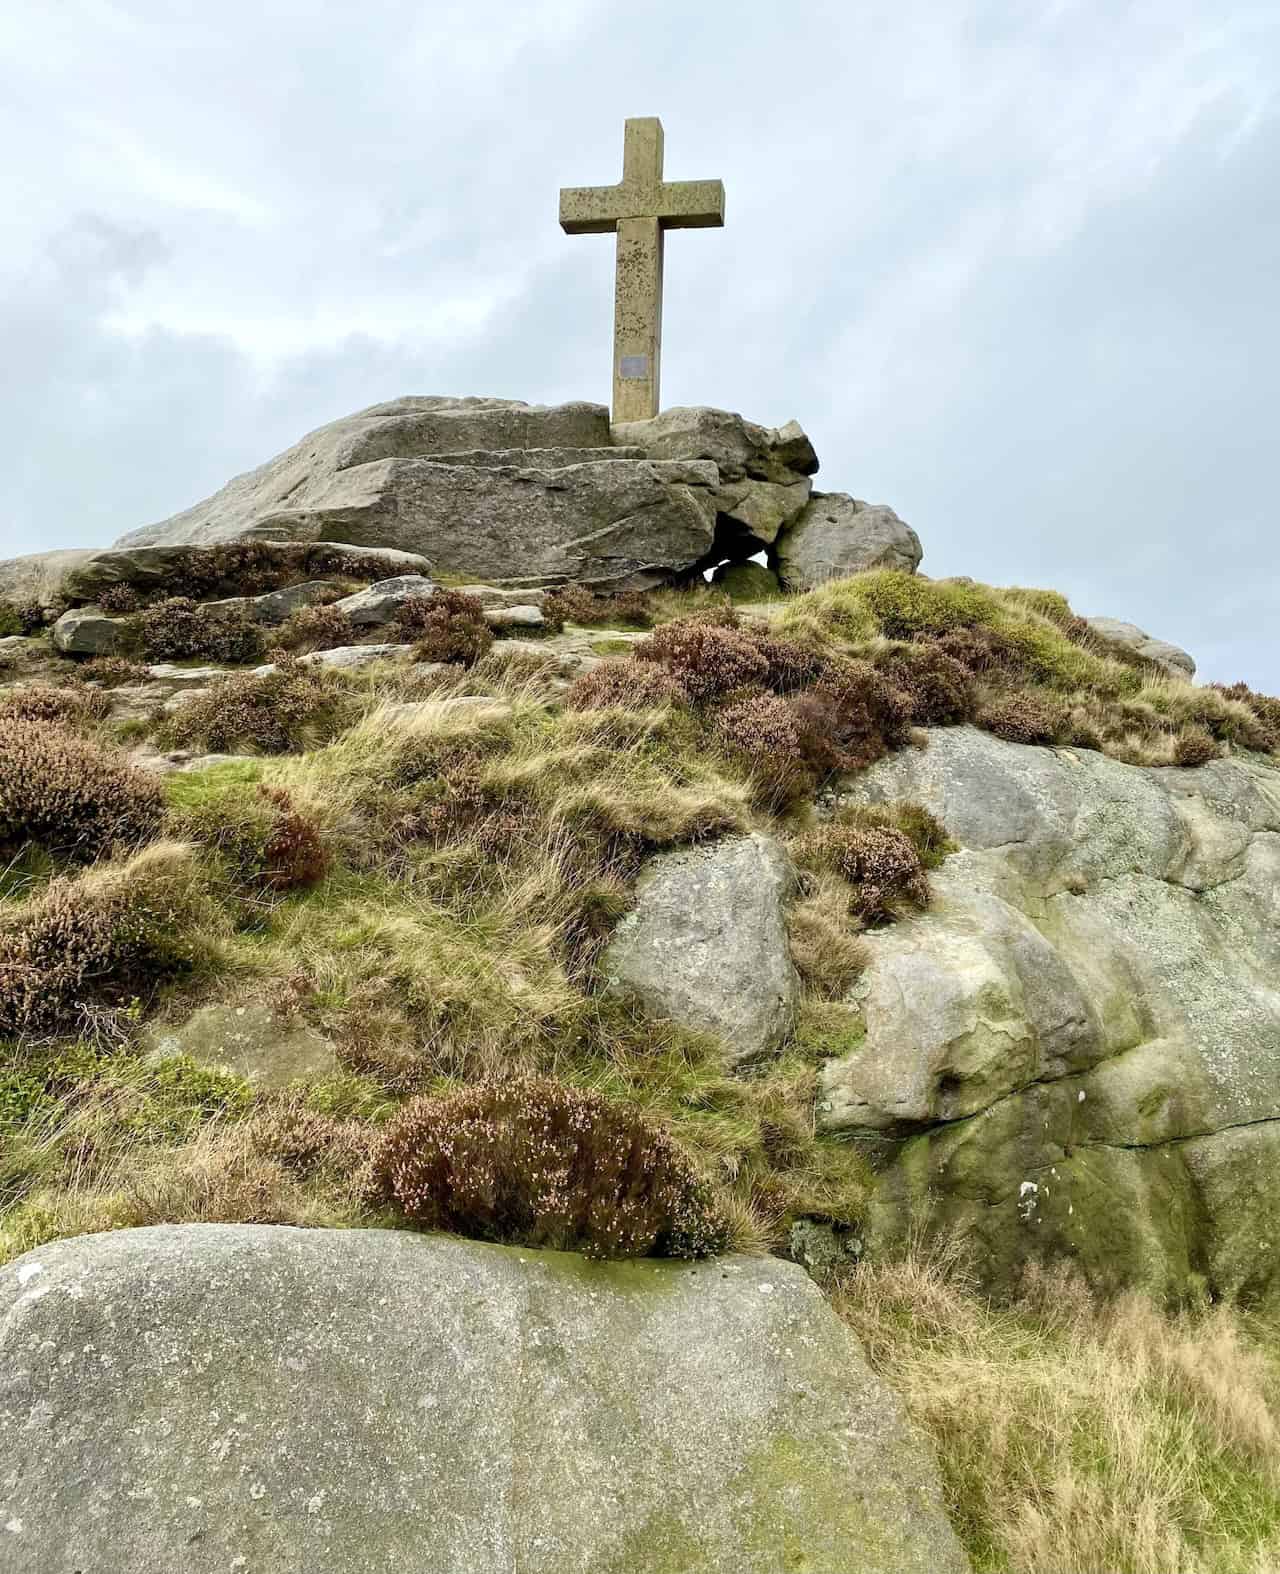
[1,1,1276,685]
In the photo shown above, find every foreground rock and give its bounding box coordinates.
[603,833,800,1064]
[0,1225,967,1574]
[1085,615,1197,677]
[820,726,1280,1304]
[776,493,923,590]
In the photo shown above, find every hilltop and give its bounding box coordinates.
[3,400,1280,1573]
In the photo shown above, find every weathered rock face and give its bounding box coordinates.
[1086,615,1197,678]
[603,833,800,1065]
[819,726,1280,1304]
[51,606,124,655]
[332,574,436,626]
[775,492,923,590]
[105,398,724,592]
[0,1225,968,1574]
[613,405,818,552]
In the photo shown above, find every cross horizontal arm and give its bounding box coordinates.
[656,178,725,230]
[559,186,626,235]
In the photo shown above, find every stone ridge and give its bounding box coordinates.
[0,1224,969,1574]
[821,725,1280,1305]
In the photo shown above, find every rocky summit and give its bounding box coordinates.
[1,396,1277,1573]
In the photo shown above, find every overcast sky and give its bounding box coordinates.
[1,1,1276,686]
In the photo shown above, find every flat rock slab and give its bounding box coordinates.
[144,1002,338,1088]
[603,832,801,1065]
[0,1225,967,1574]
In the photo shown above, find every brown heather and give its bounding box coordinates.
[127,597,265,665]
[96,583,142,615]
[159,655,353,755]
[543,584,654,630]
[399,590,494,666]
[269,603,358,655]
[874,641,975,725]
[634,618,770,703]
[714,692,816,806]
[174,784,329,893]
[0,684,111,728]
[375,1076,729,1260]
[977,690,1071,746]
[0,721,164,863]
[0,844,203,1038]
[1173,727,1220,768]
[566,660,688,712]
[73,656,151,687]
[793,820,930,924]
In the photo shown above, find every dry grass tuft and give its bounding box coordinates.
[837,1244,1280,1574]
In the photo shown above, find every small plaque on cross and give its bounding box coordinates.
[619,355,649,380]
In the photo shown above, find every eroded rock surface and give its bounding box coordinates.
[1085,615,1197,678]
[819,726,1280,1303]
[0,1225,968,1574]
[603,832,800,1065]
[776,492,922,590]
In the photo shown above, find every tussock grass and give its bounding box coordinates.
[838,1243,1280,1574]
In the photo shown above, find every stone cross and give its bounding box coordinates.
[560,118,724,423]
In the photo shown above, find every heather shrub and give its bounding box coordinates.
[159,655,354,754]
[97,583,142,615]
[74,656,151,687]
[806,659,915,771]
[127,597,265,664]
[0,722,165,862]
[543,585,654,630]
[978,691,1071,745]
[1211,681,1280,751]
[1173,727,1220,768]
[873,642,974,725]
[634,618,769,703]
[375,1077,729,1259]
[0,598,45,637]
[0,844,203,1038]
[0,684,111,728]
[168,771,329,892]
[269,602,357,654]
[566,660,688,712]
[793,819,930,923]
[400,590,493,666]
[739,628,828,694]
[715,692,815,805]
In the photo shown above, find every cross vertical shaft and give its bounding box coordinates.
[559,117,724,423]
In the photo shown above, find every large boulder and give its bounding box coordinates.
[602,833,800,1065]
[775,493,923,590]
[0,1225,968,1574]
[612,406,818,551]
[108,398,723,592]
[1085,615,1197,678]
[0,547,97,610]
[818,726,1280,1304]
